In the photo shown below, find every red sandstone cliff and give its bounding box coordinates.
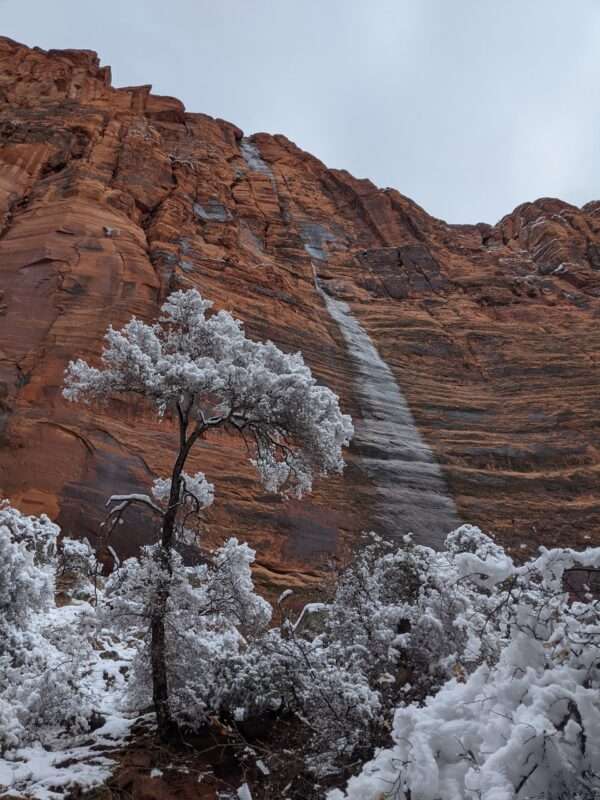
[0,37,599,581]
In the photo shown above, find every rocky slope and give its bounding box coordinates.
[1,36,599,581]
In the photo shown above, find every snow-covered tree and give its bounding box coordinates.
[63,289,353,739]
[102,537,271,730]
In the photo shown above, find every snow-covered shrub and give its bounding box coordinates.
[101,537,271,728]
[0,501,57,628]
[0,503,96,752]
[221,622,383,778]
[200,530,505,780]
[93,520,600,796]
[56,536,99,599]
[319,529,502,700]
[330,530,600,800]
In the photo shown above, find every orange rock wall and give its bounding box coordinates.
[1,37,599,579]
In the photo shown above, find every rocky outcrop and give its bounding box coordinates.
[1,37,599,580]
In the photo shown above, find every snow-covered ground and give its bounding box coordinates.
[0,602,137,800]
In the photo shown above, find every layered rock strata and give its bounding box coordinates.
[1,37,599,581]
[313,266,461,547]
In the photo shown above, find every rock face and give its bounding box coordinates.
[1,37,599,580]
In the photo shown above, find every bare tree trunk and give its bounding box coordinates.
[150,421,201,741]
[151,585,173,739]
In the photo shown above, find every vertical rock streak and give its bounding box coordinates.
[240,137,280,197]
[240,138,272,176]
[311,262,461,548]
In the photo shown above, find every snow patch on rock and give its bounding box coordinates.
[307,243,460,547]
[240,138,273,177]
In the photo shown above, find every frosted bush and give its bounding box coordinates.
[330,532,600,800]
[57,536,99,598]
[0,503,96,752]
[0,501,57,628]
[205,529,509,780]
[91,521,600,796]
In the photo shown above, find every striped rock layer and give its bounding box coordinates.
[1,36,600,585]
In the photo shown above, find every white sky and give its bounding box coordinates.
[2,0,599,223]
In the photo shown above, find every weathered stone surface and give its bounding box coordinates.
[1,36,599,580]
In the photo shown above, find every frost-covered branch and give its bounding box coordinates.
[107,493,165,517]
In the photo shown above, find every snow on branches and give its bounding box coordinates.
[101,537,271,729]
[64,289,353,498]
[330,528,600,800]
[0,503,95,753]
[2,491,599,800]
[0,501,58,630]
[64,288,353,742]
[89,523,600,796]
[152,471,214,510]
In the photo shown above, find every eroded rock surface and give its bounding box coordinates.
[1,36,599,580]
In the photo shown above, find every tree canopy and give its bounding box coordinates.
[64,289,354,499]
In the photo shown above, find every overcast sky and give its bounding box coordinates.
[2,1,599,223]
